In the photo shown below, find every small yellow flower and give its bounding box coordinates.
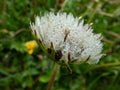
[28,49,34,55]
[25,40,37,54]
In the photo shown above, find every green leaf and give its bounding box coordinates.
[10,41,27,53]
[22,76,33,88]
[0,68,9,76]
[39,74,51,83]
[22,68,39,77]
[38,69,53,83]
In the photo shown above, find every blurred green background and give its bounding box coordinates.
[0,0,120,90]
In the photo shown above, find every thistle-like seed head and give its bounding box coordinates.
[30,12,103,65]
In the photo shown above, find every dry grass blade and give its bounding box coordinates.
[105,31,120,39]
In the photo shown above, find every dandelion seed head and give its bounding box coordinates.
[30,12,103,64]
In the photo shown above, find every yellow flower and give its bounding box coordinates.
[25,40,37,54]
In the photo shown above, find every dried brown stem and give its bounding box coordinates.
[106,31,120,39]
[47,63,59,90]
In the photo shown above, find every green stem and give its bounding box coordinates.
[92,62,120,69]
[85,62,120,73]
[87,2,102,23]
[47,63,59,90]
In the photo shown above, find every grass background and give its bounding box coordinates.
[0,0,120,90]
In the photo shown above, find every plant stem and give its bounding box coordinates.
[92,62,120,69]
[47,63,59,90]
[60,0,68,11]
[85,62,120,73]
[87,2,101,23]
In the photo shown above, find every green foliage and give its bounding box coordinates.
[0,0,120,90]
